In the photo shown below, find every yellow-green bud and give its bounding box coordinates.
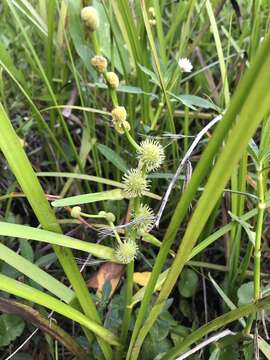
[149,19,157,26]
[81,6,100,31]
[106,72,120,89]
[105,212,116,223]
[71,206,81,218]
[111,106,130,134]
[111,106,127,123]
[148,7,155,17]
[98,211,107,217]
[115,120,130,134]
[91,55,108,73]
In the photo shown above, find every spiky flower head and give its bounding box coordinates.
[70,206,81,219]
[91,55,108,73]
[81,6,100,31]
[106,72,120,89]
[111,106,130,134]
[115,238,139,264]
[137,139,165,172]
[131,203,155,236]
[178,57,193,73]
[122,168,149,198]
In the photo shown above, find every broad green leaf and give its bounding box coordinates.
[237,282,253,306]
[229,212,255,246]
[177,268,198,298]
[0,314,25,347]
[98,144,128,172]
[137,64,159,85]
[92,83,157,97]
[170,93,219,111]
[0,274,120,347]
[52,189,124,207]
[0,222,116,262]
[141,336,171,360]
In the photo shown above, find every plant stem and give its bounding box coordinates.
[244,161,266,333]
[254,162,265,301]
[116,261,134,360]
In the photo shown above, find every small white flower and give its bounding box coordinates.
[178,58,193,73]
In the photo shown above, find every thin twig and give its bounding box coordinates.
[155,114,222,227]
[176,329,235,360]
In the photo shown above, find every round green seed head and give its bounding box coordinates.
[105,212,116,223]
[137,139,165,172]
[106,72,120,89]
[115,239,139,264]
[111,106,127,123]
[70,206,81,219]
[131,203,155,236]
[122,168,149,198]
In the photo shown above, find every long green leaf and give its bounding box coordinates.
[162,296,270,360]
[0,222,116,261]
[0,104,113,358]
[0,243,74,303]
[0,274,120,347]
[52,189,124,207]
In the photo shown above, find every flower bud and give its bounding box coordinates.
[81,6,100,31]
[148,7,155,17]
[111,106,130,134]
[70,206,81,219]
[115,120,130,134]
[105,212,116,223]
[106,72,120,89]
[98,211,107,217]
[91,55,108,73]
[111,106,127,123]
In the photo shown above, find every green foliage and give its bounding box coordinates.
[178,268,199,298]
[0,314,25,347]
[1,0,270,359]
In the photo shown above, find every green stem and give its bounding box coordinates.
[244,162,266,332]
[116,261,134,360]
[254,162,265,301]
[124,128,141,151]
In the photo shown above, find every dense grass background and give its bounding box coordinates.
[0,0,270,359]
